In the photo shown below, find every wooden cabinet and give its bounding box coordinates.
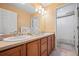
[0,34,55,56]
[26,40,40,56]
[40,37,48,56]
[52,34,55,50]
[48,36,52,55]
[0,44,26,56]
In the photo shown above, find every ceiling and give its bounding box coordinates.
[8,3,36,14]
[41,3,52,7]
[7,3,52,14]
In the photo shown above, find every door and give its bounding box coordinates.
[56,4,78,55]
[61,15,74,44]
[57,14,77,54]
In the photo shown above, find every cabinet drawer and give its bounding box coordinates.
[41,37,47,44]
[0,46,21,56]
[41,42,47,54]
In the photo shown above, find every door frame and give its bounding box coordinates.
[74,4,78,55]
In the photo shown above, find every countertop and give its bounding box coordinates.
[0,33,54,51]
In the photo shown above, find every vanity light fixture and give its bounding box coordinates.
[35,6,47,16]
[42,8,44,12]
[39,6,42,10]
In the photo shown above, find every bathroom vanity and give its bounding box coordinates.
[0,33,55,56]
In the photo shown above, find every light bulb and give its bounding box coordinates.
[38,10,41,14]
[35,8,38,12]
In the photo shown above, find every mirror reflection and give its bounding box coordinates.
[0,8,17,34]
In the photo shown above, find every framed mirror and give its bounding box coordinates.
[0,8,17,35]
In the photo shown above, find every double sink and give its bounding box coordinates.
[2,35,32,42]
[0,33,49,42]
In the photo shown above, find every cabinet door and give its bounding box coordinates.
[0,46,22,56]
[20,44,26,56]
[48,36,52,55]
[52,34,55,50]
[41,42,47,54]
[41,51,48,56]
[26,40,40,56]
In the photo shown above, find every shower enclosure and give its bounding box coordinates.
[56,3,78,55]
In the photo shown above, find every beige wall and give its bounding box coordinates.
[44,3,64,33]
[45,9,56,33]
[0,3,31,32]
[40,16,46,32]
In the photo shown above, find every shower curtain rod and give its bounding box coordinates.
[57,11,75,19]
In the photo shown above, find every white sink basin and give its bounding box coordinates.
[3,35,31,42]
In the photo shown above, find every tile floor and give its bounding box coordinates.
[50,43,77,56]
